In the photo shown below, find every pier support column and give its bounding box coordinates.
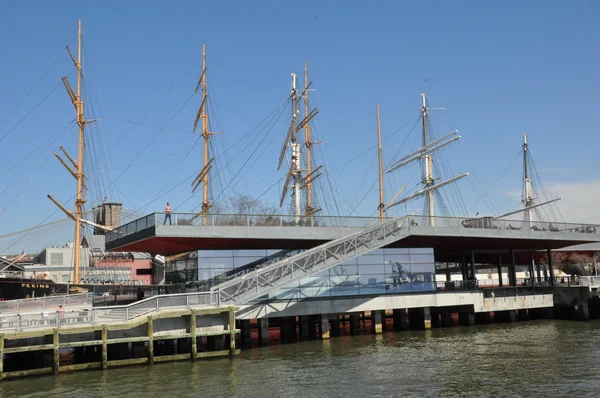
[370,311,383,334]
[461,253,468,283]
[298,316,311,341]
[531,307,553,319]
[517,309,529,321]
[509,250,517,287]
[0,334,4,378]
[496,310,517,323]
[547,249,555,286]
[430,309,441,328]
[258,318,270,346]
[475,312,492,324]
[577,303,590,321]
[320,315,330,339]
[280,317,297,344]
[440,312,453,327]
[393,309,408,331]
[350,313,361,335]
[408,308,425,330]
[470,250,476,286]
[497,254,503,287]
[458,311,475,326]
[330,317,341,337]
[308,316,319,339]
[238,319,252,348]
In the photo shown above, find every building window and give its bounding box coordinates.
[61,275,69,283]
[50,253,64,266]
[136,269,153,275]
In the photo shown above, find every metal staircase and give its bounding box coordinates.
[213,216,411,304]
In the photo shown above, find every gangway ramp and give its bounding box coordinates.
[213,216,411,304]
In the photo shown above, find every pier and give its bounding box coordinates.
[2,212,600,380]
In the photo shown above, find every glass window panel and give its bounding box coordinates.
[383,253,411,266]
[198,250,233,258]
[233,256,264,267]
[358,263,386,275]
[357,253,384,265]
[383,248,410,255]
[411,262,435,274]
[410,253,435,264]
[358,274,387,284]
[233,249,269,257]
[198,257,234,270]
[339,257,357,267]
[330,264,358,275]
[358,283,388,295]
[329,284,360,297]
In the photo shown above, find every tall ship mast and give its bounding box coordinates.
[376,103,385,222]
[386,93,467,226]
[192,44,214,226]
[278,63,320,223]
[46,20,87,284]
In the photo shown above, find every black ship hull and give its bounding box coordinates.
[0,278,167,300]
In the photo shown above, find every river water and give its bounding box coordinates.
[2,320,600,397]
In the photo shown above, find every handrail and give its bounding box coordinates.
[106,211,600,245]
[0,293,95,314]
[0,290,219,332]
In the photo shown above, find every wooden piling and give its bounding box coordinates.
[0,334,4,380]
[190,310,197,360]
[228,307,236,356]
[53,329,59,375]
[147,316,154,365]
[101,325,108,370]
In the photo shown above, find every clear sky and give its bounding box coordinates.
[1,0,599,246]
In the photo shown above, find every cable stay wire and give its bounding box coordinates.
[0,37,75,131]
[0,69,75,144]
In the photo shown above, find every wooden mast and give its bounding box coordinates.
[200,44,211,226]
[73,20,85,284]
[421,93,435,227]
[192,44,213,225]
[48,20,87,283]
[376,103,385,222]
[304,61,313,218]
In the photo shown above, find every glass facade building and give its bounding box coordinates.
[196,247,436,300]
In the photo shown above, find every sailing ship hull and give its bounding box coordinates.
[0,278,167,300]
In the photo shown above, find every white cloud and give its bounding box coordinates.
[546,180,600,224]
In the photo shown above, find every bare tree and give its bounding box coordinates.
[539,252,596,276]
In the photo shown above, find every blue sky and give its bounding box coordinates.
[1,0,599,246]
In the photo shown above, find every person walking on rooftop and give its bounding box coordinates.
[164,202,172,225]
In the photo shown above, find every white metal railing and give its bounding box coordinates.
[0,291,219,332]
[214,216,412,304]
[106,212,600,245]
[0,293,95,313]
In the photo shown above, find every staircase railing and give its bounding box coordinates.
[214,216,412,304]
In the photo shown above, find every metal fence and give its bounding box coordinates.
[0,291,220,332]
[106,212,600,245]
[0,293,95,313]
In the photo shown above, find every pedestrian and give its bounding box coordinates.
[164,202,172,225]
[58,305,65,324]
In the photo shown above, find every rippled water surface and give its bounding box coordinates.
[3,320,600,397]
